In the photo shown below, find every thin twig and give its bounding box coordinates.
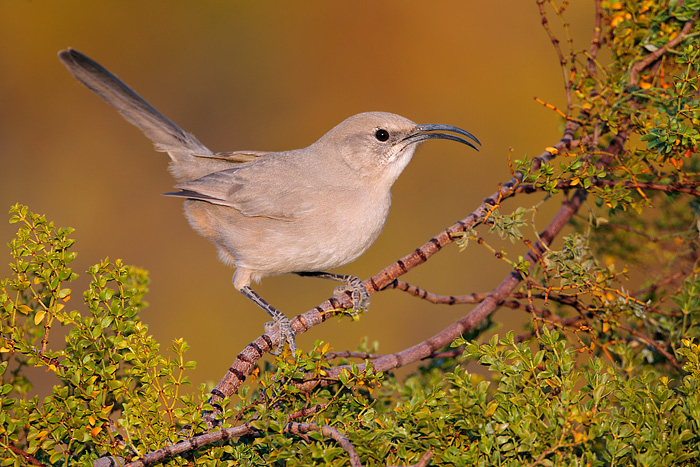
[125,423,256,467]
[588,0,603,78]
[537,0,573,112]
[325,350,384,360]
[7,444,46,467]
[629,12,700,85]
[382,279,485,305]
[286,422,362,467]
[616,323,680,368]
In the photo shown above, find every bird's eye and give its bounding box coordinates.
[375,129,390,142]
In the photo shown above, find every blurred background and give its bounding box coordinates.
[0,2,594,388]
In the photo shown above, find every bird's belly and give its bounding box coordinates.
[186,197,390,277]
[256,201,388,273]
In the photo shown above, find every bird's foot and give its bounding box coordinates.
[264,316,297,356]
[332,275,370,316]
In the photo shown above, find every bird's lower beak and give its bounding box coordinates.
[402,123,481,151]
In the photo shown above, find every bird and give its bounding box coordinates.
[58,48,481,355]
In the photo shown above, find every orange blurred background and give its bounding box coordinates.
[0,2,594,387]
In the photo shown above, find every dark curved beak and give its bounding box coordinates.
[402,123,481,151]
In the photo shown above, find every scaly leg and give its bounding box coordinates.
[239,286,296,355]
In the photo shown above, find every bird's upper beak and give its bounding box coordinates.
[401,123,481,151]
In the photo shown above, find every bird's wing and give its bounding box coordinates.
[193,151,270,163]
[164,159,317,220]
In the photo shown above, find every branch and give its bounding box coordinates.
[588,0,603,78]
[382,279,485,305]
[629,11,700,85]
[124,423,256,467]
[286,422,361,467]
[285,423,432,467]
[384,279,552,317]
[325,350,384,360]
[616,322,680,368]
[8,444,45,467]
[536,0,573,111]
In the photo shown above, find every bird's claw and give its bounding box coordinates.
[333,275,370,316]
[264,317,297,356]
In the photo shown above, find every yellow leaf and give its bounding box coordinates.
[91,426,102,437]
[88,416,96,426]
[545,146,558,155]
[34,310,46,325]
[484,401,499,417]
[17,305,32,315]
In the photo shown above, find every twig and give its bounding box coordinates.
[382,279,485,305]
[7,444,46,467]
[325,350,384,360]
[124,423,256,467]
[286,403,326,421]
[286,422,361,467]
[384,279,554,318]
[393,450,433,467]
[285,422,433,467]
[588,0,603,78]
[629,12,700,85]
[633,270,688,298]
[537,0,573,112]
[616,322,680,368]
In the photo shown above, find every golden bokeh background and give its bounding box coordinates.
[0,2,594,387]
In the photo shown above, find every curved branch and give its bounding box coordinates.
[286,422,362,467]
[125,423,255,467]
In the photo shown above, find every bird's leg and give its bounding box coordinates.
[239,286,296,355]
[296,271,370,315]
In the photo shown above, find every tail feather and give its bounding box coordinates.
[58,48,224,181]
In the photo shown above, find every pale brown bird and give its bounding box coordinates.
[58,48,480,354]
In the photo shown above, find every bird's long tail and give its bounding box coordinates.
[58,48,223,181]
